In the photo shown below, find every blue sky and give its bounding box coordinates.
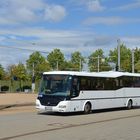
[0,0,140,68]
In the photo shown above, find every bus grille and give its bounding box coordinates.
[38,95,65,106]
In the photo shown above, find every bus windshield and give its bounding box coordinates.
[39,74,72,97]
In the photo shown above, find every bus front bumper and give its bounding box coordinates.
[36,99,67,113]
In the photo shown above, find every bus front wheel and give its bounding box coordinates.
[127,100,133,109]
[84,102,91,114]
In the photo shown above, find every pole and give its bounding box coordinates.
[132,49,134,73]
[97,55,100,72]
[0,80,1,92]
[79,59,82,71]
[32,63,35,93]
[56,61,58,71]
[117,39,121,71]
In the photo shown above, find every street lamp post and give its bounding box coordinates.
[56,61,59,71]
[32,63,35,93]
[97,55,100,72]
[79,59,82,71]
[117,39,121,71]
[132,49,135,73]
[91,56,103,72]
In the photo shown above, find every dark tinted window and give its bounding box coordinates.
[118,76,140,88]
[133,77,140,87]
[77,75,140,92]
[71,77,80,97]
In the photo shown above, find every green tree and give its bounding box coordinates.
[7,65,15,92]
[70,51,84,71]
[11,63,28,91]
[47,49,65,70]
[0,64,5,92]
[109,44,131,72]
[62,60,74,71]
[0,64,5,80]
[134,47,140,72]
[26,51,51,80]
[88,49,110,72]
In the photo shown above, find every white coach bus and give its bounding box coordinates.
[36,71,140,113]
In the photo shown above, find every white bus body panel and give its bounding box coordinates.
[123,88,140,106]
[36,88,140,113]
[74,90,125,110]
[36,99,82,113]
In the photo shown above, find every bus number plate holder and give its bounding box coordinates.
[45,106,52,111]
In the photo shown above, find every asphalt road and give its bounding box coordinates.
[0,107,140,140]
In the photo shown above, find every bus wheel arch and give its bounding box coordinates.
[126,99,133,109]
[83,101,92,114]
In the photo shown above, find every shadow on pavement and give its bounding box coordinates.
[37,106,140,116]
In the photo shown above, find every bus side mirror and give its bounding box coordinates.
[116,65,119,71]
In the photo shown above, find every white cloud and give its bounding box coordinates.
[1,27,139,53]
[0,27,95,50]
[115,0,140,11]
[0,47,31,68]
[0,36,6,41]
[44,5,66,22]
[1,27,140,68]
[84,36,116,47]
[69,0,105,12]
[0,27,110,59]
[122,36,140,48]
[0,25,139,54]
[83,16,140,25]
[0,0,66,25]
[14,7,37,22]
[10,0,44,10]
[84,17,123,25]
[0,0,41,24]
[87,0,105,12]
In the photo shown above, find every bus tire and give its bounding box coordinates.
[127,100,133,110]
[84,102,91,114]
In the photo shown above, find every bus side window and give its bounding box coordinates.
[71,77,79,97]
[96,79,104,90]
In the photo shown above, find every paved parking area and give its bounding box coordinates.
[0,93,37,108]
[0,108,140,140]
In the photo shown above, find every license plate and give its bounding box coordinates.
[45,106,52,111]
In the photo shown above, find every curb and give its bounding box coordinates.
[0,103,35,110]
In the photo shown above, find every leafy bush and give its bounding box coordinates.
[1,86,9,91]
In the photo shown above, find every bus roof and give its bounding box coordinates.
[43,71,140,78]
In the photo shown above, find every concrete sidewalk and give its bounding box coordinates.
[0,93,37,110]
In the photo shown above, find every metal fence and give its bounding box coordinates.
[0,80,39,93]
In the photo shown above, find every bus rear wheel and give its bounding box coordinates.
[84,102,91,114]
